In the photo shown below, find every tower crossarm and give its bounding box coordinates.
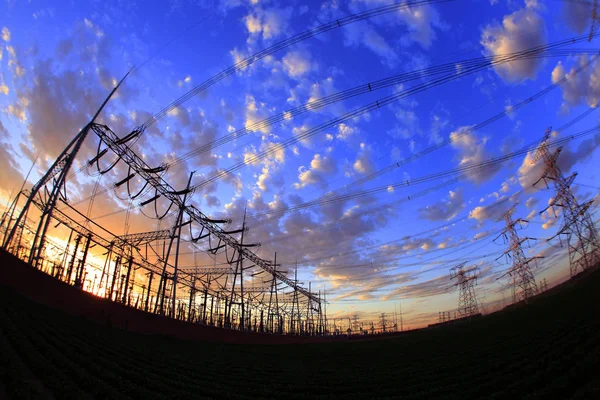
[533,148,563,187]
[91,123,320,304]
[178,267,234,275]
[29,190,206,292]
[116,230,171,247]
[532,127,552,164]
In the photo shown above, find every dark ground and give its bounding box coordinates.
[1,254,599,399]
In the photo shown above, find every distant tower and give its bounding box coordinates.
[379,313,387,333]
[497,206,540,302]
[533,128,600,276]
[449,262,479,317]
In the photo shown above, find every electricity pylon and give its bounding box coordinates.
[2,71,131,268]
[449,262,479,317]
[496,206,540,303]
[533,128,600,276]
[590,0,600,41]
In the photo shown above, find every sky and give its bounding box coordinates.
[0,0,599,329]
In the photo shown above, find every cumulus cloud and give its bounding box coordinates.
[557,132,600,173]
[0,72,8,95]
[525,196,539,209]
[243,6,293,41]
[551,55,600,110]
[336,123,356,140]
[474,230,491,240]
[282,50,312,79]
[344,22,399,68]
[6,45,25,77]
[450,126,500,183]
[1,27,10,42]
[353,144,375,175]
[419,188,465,221]
[244,94,270,134]
[542,218,558,230]
[517,147,546,190]
[480,5,546,82]
[396,2,445,49]
[295,153,337,189]
[347,1,445,54]
[469,200,512,224]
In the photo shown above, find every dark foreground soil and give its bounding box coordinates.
[1,250,599,399]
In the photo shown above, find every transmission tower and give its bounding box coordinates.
[379,312,387,333]
[590,0,600,41]
[497,205,540,303]
[533,128,600,276]
[1,72,130,267]
[449,262,480,317]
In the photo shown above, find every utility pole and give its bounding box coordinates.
[533,128,600,276]
[450,262,480,317]
[399,298,404,332]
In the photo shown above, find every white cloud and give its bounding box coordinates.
[353,144,375,175]
[282,50,312,79]
[1,27,10,42]
[336,123,355,140]
[292,124,312,148]
[469,201,512,224]
[343,21,398,68]
[396,3,444,49]
[6,45,25,77]
[0,72,8,95]
[542,218,558,230]
[257,165,273,191]
[480,6,546,82]
[525,196,539,209]
[243,6,292,41]
[552,56,600,110]
[419,188,465,221]
[244,94,270,134]
[350,1,445,50]
[295,153,337,189]
[450,126,499,183]
[474,230,490,240]
[517,148,546,190]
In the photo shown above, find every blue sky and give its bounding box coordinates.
[1,0,599,328]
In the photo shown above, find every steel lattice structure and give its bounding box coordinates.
[590,0,600,42]
[533,128,600,276]
[497,206,540,303]
[450,262,480,317]
[0,75,323,336]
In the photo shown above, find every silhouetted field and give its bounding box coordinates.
[1,264,599,399]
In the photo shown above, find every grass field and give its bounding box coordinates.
[1,267,599,399]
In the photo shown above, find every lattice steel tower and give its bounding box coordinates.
[449,262,479,317]
[590,0,600,41]
[533,128,600,276]
[497,206,539,302]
